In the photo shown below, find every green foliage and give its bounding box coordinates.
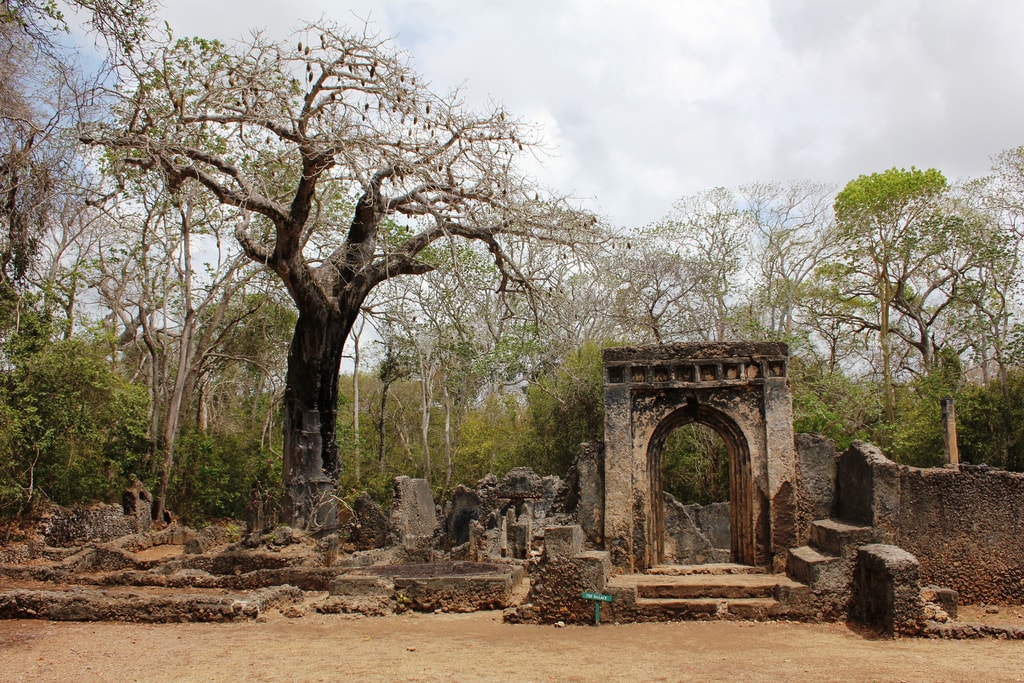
[957,369,1024,472]
[888,350,962,467]
[834,167,947,234]
[661,424,729,505]
[169,428,281,523]
[790,354,884,449]
[520,342,606,476]
[452,392,526,483]
[0,335,150,516]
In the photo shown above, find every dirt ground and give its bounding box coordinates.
[1,607,1023,683]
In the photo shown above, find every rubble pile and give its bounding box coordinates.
[0,464,580,623]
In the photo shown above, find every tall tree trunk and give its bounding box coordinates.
[350,317,363,484]
[443,384,453,490]
[880,283,895,424]
[154,200,196,523]
[378,375,392,471]
[281,306,353,531]
[419,353,432,483]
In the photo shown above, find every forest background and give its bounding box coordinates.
[3,1,1024,524]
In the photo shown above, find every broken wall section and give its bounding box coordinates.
[837,442,1024,604]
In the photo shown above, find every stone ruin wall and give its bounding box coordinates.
[793,433,838,545]
[837,441,1024,605]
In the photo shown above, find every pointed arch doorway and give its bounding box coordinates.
[647,402,754,565]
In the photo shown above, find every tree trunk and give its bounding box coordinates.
[281,305,354,531]
[418,353,432,483]
[153,200,196,523]
[378,375,392,470]
[880,282,895,424]
[351,323,362,484]
[443,384,453,490]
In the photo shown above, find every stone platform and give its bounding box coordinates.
[327,561,526,614]
[604,564,814,622]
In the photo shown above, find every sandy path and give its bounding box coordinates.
[1,610,1023,682]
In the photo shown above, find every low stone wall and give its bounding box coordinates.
[0,585,301,622]
[838,442,1024,604]
[661,496,729,565]
[850,544,922,636]
[42,504,138,547]
[506,525,611,625]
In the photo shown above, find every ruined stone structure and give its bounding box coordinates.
[835,441,1024,604]
[7,344,1024,638]
[602,342,797,572]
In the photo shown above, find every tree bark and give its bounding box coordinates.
[281,305,355,531]
[443,384,453,490]
[351,318,363,484]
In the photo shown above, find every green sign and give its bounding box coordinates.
[582,592,613,626]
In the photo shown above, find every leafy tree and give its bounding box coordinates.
[0,334,149,515]
[657,188,749,342]
[741,181,838,340]
[957,369,1024,472]
[661,424,729,505]
[833,167,951,420]
[87,21,597,529]
[93,180,262,518]
[1,0,152,313]
[956,149,1024,385]
[452,392,526,485]
[888,348,962,467]
[789,353,884,449]
[521,341,605,476]
[606,232,706,344]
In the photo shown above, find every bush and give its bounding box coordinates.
[170,429,283,524]
[520,342,606,476]
[957,370,1024,471]
[0,337,150,517]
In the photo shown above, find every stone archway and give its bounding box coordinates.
[602,342,798,573]
[647,403,754,565]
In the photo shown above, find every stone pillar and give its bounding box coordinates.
[544,525,585,560]
[122,479,153,533]
[764,376,798,568]
[852,544,923,636]
[602,380,634,571]
[576,442,605,545]
[387,477,438,548]
[941,397,959,465]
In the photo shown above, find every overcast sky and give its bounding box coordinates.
[144,0,1024,229]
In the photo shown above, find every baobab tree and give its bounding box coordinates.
[85,21,598,529]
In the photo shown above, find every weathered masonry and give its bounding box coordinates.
[602,342,798,572]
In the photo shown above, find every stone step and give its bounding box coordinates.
[605,571,814,623]
[641,576,774,600]
[633,597,784,620]
[786,545,835,583]
[647,563,766,576]
[610,572,804,601]
[809,519,874,559]
[787,545,850,592]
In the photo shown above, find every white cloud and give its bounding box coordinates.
[150,0,1024,227]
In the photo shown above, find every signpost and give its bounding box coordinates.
[581,592,613,626]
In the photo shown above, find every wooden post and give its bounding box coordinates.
[941,397,959,465]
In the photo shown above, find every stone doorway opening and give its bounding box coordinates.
[656,423,730,565]
[648,406,754,566]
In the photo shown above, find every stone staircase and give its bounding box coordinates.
[598,519,878,624]
[786,518,874,615]
[606,563,813,621]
